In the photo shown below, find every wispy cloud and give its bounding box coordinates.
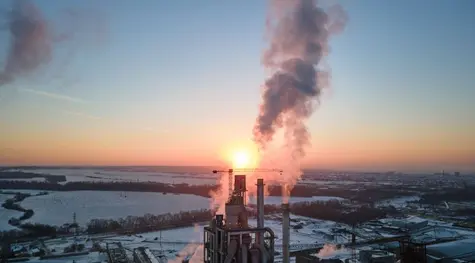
[18,88,87,104]
[62,110,101,120]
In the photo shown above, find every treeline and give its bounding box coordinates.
[419,188,475,204]
[1,193,35,224]
[0,171,66,183]
[0,181,215,198]
[268,185,415,203]
[0,209,213,242]
[0,180,415,202]
[290,200,399,226]
[86,209,212,234]
[0,223,62,243]
[0,201,399,242]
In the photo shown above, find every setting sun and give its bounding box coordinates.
[233,151,250,169]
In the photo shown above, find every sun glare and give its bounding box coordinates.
[233,151,250,169]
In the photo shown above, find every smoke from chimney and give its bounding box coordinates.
[253,0,348,199]
[0,0,53,86]
[0,0,105,88]
[317,244,349,259]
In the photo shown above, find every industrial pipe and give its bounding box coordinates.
[282,203,290,263]
[257,179,265,262]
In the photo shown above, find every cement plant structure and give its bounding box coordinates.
[203,170,290,263]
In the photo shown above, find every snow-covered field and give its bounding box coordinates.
[21,191,211,226]
[9,213,475,262]
[0,177,46,182]
[100,213,347,258]
[31,214,345,262]
[24,252,107,263]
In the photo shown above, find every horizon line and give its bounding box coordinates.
[1,165,472,175]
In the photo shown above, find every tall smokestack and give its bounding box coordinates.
[257,179,265,229]
[256,178,265,261]
[282,203,290,263]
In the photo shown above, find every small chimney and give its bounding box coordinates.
[282,203,290,263]
[257,179,265,229]
[257,179,265,261]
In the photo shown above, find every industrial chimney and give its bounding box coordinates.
[257,179,265,261]
[257,179,265,229]
[282,203,290,263]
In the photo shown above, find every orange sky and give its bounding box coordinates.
[1,0,475,175]
[1,122,474,173]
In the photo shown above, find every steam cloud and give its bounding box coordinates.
[253,0,347,198]
[317,244,349,259]
[0,0,53,86]
[0,0,102,88]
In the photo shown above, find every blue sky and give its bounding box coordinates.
[0,0,474,172]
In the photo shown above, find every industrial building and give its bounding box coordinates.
[106,242,130,263]
[204,170,283,263]
[201,170,475,263]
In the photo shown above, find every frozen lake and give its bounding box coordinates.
[0,193,21,231]
[21,191,210,226]
[10,190,343,227]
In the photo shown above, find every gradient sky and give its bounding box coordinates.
[0,0,474,173]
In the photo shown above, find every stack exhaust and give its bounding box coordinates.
[282,203,290,263]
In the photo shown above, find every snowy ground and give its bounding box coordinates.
[21,191,211,226]
[9,213,475,263]
[25,252,107,263]
[98,214,348,262]
[28,214,344,263]
[0,177,47,182]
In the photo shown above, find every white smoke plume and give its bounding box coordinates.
[169,243,203,263]
[0,0,105,88]
[209,171,230,216]
[317,244,350,259]
[169,224,203,263]
[253,0,348,201]
[0,0,53,86]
